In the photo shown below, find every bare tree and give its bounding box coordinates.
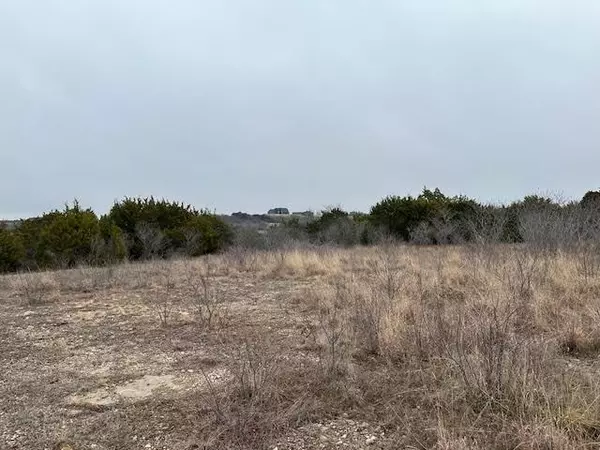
[467,207,509,246]
[135,222,167,259]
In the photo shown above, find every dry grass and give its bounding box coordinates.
[2,245,600,449]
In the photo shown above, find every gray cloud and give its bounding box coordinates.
[2,1,600,218]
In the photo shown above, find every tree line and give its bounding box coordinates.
[2,189,600,272]
[241,188,600,251]
[0,197,232,272]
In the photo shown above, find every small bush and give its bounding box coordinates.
[17,271,56,305]
[145,265,178,327]
[185,259,227,328]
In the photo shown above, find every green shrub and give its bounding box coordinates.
[370,188,480,244]
[307,208,349,234]
[108,197,231,259]
[0,228,25,272]
[369,190,438,241]
[93,215,128,264]
[16,212,61,267]
[178,214,233,256]
[37,201,100,267]
[305,208,378,247]
[108,197,196,234]
[370,188,479,243]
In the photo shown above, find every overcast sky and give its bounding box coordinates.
[1,1,599,218]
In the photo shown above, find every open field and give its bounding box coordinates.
[2,245,600,449]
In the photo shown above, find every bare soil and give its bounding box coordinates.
[1,263,376,449]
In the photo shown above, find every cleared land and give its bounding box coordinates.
[2,246,600,449]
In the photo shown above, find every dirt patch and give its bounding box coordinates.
[68,369,231,407]
[69,374,179,406]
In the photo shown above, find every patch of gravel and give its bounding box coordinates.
[272,418,390,450]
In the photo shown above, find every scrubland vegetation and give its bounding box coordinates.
[2,189,600,449]
[2,243,600,448]
[3,188,600,273]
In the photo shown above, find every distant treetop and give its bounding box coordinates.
[581,190,600,210]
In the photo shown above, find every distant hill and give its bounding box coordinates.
[220,211,314,230]
[1,213,314,232]
[0,220,19,230]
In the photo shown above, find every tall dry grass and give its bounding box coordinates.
[222,243,600,448]
[4,243,600,448]
[169,243,600,448]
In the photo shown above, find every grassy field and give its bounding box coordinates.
[2,245,600,449]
